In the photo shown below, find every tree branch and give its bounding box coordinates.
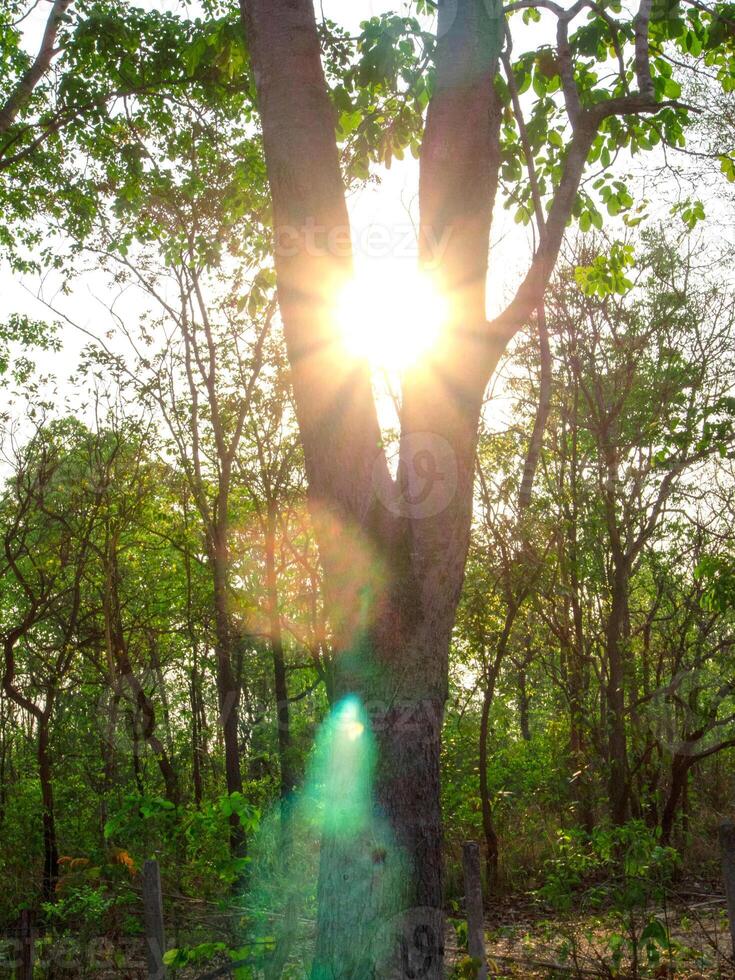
[0,0,73,137]
[634,0,656,102]
[241,0,390,530]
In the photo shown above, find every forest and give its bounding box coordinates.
[1,0,735,976]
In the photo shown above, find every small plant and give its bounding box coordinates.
[42,884,114,934]
[164,940,272,979]
[450,954,484,979]
[539,821,679,911]
[39,884,117,977]
[538,821,680,977]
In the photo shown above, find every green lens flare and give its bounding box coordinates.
[244,697,406,974]
[305,696,375,838]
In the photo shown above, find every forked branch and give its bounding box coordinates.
[488,0,685,358]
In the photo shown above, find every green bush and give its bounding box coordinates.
[538,821,681,976]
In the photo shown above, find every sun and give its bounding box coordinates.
[334,264,448,374]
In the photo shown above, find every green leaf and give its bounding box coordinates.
[721,155,735,182]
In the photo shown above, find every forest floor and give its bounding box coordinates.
[451,885,735,978]
[2,882,734,978]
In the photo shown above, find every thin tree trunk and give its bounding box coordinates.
[606,563,630,825]
[518,667,531,742]
[661,754,691,845]
[38,711,59,902]
[190,655,204,809]
[567,645,594,832]
[99,689,120,845]
[151,635,175,764]
[3,642,62,901]
[184,527,205,809]
[681,764,691,837]
[0,696,7,828]
[478,610,515,891]
[104,551,180,806]
[211,539,245,859]
[265,502,293,804]
[130,708,145,797]
[479,679,500,891]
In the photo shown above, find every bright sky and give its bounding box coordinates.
[1,0,546,433]
[3,0,722,433]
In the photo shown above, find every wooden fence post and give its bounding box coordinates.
[16,909,33,980]
[142,859,167,979]
[462,841,488,980]
[719,818,735,961]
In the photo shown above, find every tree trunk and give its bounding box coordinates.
[185,538,206,809]
[38,712,59,902]
[104,550,180,806]
[190,654,204,809]
[242,1,503,973]
[606,562,630,825]
[2,643,61,901]
[660,753,691,845]
[479,681,500,892]
[681,764,691,837]
[0,697,8,829]
[518,667,531,742]
[99,687,120,845]
[265,502,294,804]
[568,649,594,833]
[211,538,245,859]
[0,0,72,137]
[150,635,175,764]
[130,708,145,797]
[312,630,447,979]
[478,608,517,892]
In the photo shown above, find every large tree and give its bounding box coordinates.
[239,0,734,975]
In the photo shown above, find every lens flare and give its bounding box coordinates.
[334,266,448,373]
[344,720,364,741]
[241,695,408,975]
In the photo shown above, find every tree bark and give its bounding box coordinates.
[313,659,446,979]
